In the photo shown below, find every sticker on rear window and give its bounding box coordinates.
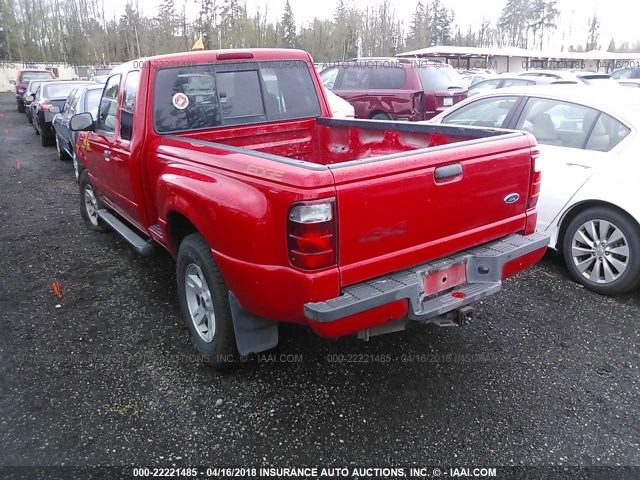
[172,93,189,110]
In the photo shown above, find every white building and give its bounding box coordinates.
[396,46,640,73]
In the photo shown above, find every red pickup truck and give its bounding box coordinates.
[70,49,548,370]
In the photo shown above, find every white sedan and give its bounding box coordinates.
[325,88,354,118]
[430,85,640,295]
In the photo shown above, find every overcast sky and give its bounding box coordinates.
[110,0,640,51]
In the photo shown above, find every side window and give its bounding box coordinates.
[65,89,79,115]
[442,96,519,128]
[368,67,406,89]
[515,97,598,149]
[336,66,368,90]
[502,79,532,88]
[468,79,500,96]
[120,71,140,141]
[97,75,121,134]
[320,67,338,89]
[585,113,630,152]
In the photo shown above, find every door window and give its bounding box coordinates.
[368,67,406,89]
[502,79,534,87]
[515,97,599,148]
[336,66,368,90]
[97,75,121,134]
[65,89,79,115]
[441,96,519,128]
[120,71,140,141]
[320,67,338,89]
[468,79,500,96]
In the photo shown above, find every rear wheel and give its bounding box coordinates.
[40,123,54,147]
[371,112,391,121]
[562,207,640,295]
[177,233,238,371]
[72,149,83,183]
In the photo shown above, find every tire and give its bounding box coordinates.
[17,103,25,113]
[371,112,391,121]
[40,123,54,147]
[562,207,640,295]
[27,112,33,125]
[55,133,71,160]
[79,170,109,232]
[72,149,83,183]
[177,233,238,371]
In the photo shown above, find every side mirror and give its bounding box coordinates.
[70,112,95,131]
[24,95,34,102]
[49,106,61,114]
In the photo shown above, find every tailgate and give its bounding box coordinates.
[330,133,535,286]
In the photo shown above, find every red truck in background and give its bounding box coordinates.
[70,48,549,370]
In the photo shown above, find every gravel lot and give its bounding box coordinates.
[0,91,638,473]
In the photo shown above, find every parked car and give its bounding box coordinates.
[10,69,55,113]
[26,80,92,146]
[24,79,54,124]
[461,73,492,87]
[430,85,640,294]
[518,69,620,86]
[52,84,104,181]
[69,49,547,370]
[618,79,640,88]
[92,75,109,84]
[468,75,553,96]
[325,88,354,118]
[610,67,640,80]
[320,57,467,120]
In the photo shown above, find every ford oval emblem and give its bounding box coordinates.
[504,193,520,204]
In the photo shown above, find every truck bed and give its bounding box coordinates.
[172,117,515,166]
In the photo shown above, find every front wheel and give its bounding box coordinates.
[55,133,71,160]
[177,233,237,371]
[562,207,640,295]
[17,104,25,113]
[79,171,109,232]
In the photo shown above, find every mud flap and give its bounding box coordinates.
[229,292,279,356]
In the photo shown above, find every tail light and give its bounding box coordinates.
[528,148,542,209]
[287,199,337,270]
[40,103,54,112]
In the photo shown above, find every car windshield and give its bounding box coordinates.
[44,83,89,99]
[85,88,103,113]
[22,71,53,82]
[417,65,466,90]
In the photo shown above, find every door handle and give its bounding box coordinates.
[435,163,463,180]
[104,150,111,161]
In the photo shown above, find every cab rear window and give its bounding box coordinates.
[153,60,321,133]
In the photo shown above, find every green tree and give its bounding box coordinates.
[497,0,530,48]
[585,11,600,51]
[280,0,296,48]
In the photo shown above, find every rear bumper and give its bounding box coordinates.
[305,232,549,333]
